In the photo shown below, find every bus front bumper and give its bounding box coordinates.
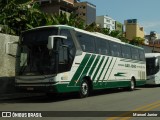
[15,83,58,93]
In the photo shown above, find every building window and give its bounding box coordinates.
[107,25,110,28]
[106,19,110,23]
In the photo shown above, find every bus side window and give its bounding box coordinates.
[95,37,110,55]
[81,45,86,51]
[60,29,75,51]
[110,42,121,57]
[59,29,76,72]
[122,45,131,59]
[131,48,139,60]
[139,50,145,61]
[76,32,95,53]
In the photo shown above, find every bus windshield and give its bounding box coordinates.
[19,28,58,75]
[146,57,159,76]
[21,27,58,45]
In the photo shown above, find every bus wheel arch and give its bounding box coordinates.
[79,76,93,98]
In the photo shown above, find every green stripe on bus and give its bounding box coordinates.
[88,55,101,77]
[92,56,105,81]
[76,54,96,86]
[96,57,109,81]
[68,54,91,86]
[107,58,117,80]
[102,58,113,80]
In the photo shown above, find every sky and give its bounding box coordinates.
[81,0,160,35]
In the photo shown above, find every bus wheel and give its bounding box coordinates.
[130,79,135,91]
[79,79,89,98]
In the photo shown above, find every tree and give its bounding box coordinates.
[67,13,85,29]
[0,1,46,35]
[129,37,144,46]
[0,0,86,36]
[0,0,135,46]
[101,28,110,35]
[109,30,122,38]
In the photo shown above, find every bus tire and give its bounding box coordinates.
[79,79,90,98]
[130,78,135,91]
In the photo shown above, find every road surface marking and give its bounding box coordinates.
[107,100,160,120]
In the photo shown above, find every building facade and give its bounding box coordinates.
[75,1,96,25]
[34,0,75,16]
[96,15,115,31]
[115,21,123,33]
[125,19,145,40]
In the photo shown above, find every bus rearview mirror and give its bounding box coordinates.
[47,35,67,50]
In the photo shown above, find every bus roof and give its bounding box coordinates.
[23,25,124,43]
[125,43,143,50]
[23,25,143,50]
[145,53,160,58]
[23,25,75,32]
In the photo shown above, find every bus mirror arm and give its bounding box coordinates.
[47,35,67,50]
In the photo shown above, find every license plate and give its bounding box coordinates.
[27,87,34,91]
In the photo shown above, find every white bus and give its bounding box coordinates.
[145,53,160,85]
[15,25,146,97]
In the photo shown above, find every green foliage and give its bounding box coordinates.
[110,30,122,38]
[0,1,43,35]
[0,0,86,35]
[129,37,144,46]
[0,0,135,45]
[101,28,110,35]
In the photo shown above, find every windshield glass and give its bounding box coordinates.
[146,57,160,76]
[21,27,58,45]
[18,28,58,75]
[19,45,56,75]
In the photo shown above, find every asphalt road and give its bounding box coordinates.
[0,86,160,120]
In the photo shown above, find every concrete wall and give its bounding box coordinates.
[0,33,19,94]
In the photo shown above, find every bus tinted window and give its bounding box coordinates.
[60,29,76,57]
[131,48,139,60]
[59,29,76,72]
[110,42,122,57]
[139,50,145,61]
[122,45,131,59]
[76,32,95,53]
[22,28,58,45]
[95,37,110,55]
[60,29,75,49]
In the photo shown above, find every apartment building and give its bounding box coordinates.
[125,19,145,40]
[115,21,123,33]
[96,15,115,31]
[75,1,96,25]
[34,0,75,16]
